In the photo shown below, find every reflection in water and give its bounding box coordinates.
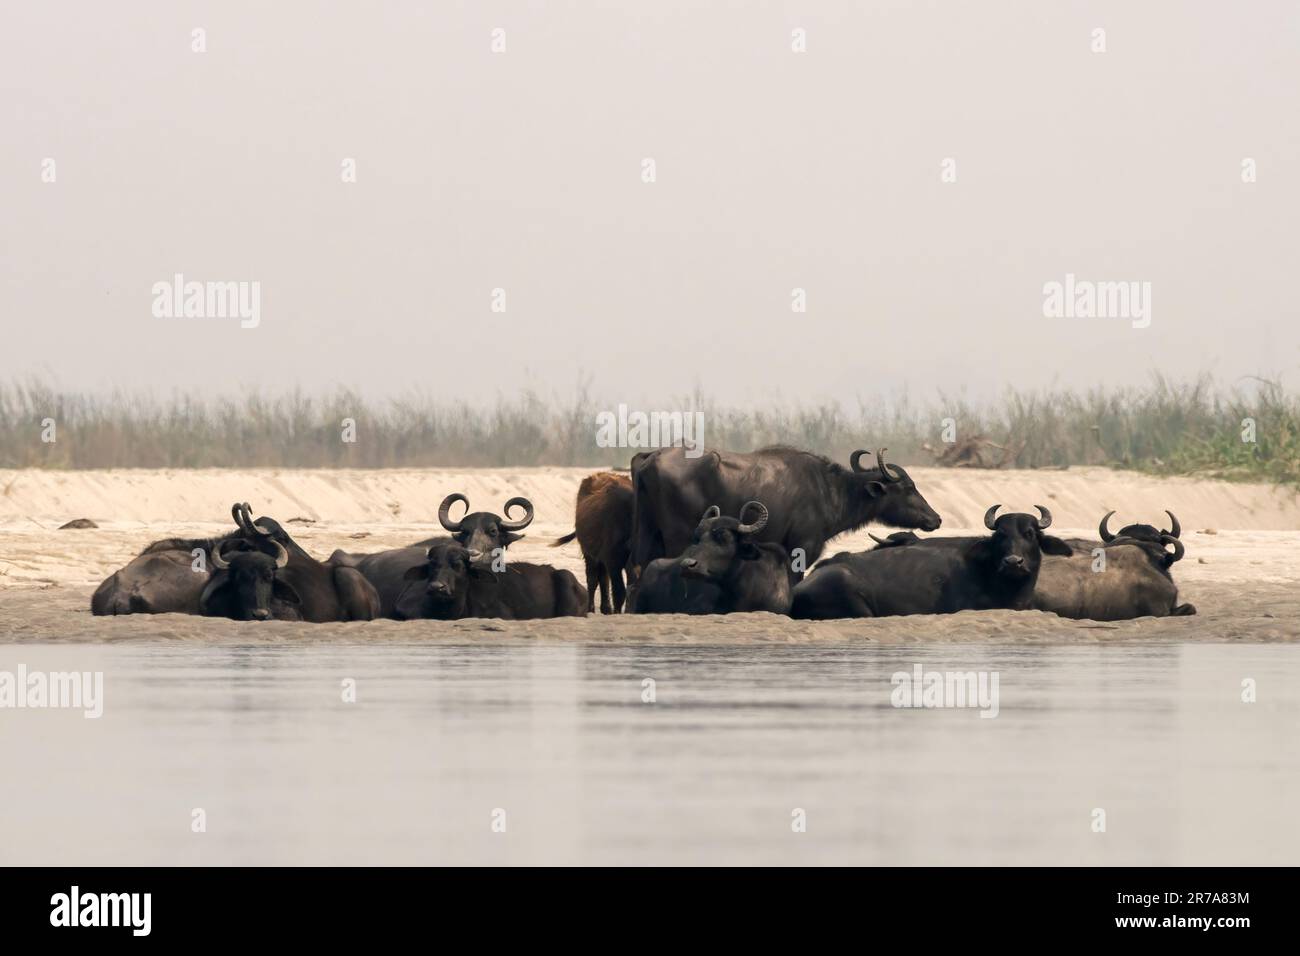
[0,642,1295,865]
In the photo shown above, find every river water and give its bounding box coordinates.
[0,641,1295,865]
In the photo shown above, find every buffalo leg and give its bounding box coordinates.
[610,568,627,614]
[596,562,612,614]
[584,559,600,614]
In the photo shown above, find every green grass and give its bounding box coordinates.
[2,375,1297,486]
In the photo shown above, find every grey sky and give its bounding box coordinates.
[3,1,1297,406]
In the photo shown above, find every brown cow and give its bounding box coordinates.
[552,471,634,614]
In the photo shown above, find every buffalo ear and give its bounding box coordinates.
[738,542,763,561]
[199,572,231,613]
[863,480,886,498]
[502,532,524,546]
[1039,535,1073,557]
[403,564,430,581]
[272,579,302,605]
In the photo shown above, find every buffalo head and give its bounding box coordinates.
[438,493,534,567]
[1099,510,1185,567]
[980,504,1073,581]
[678,501,770,581]
[849,448,942,532]
[398,542,484,617]
[201,537,295,620]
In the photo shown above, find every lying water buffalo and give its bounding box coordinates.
[551,471,634,614]
[790,505,1072,619]
[92,503,380,621]
[391,542,586,620]
[631,502,795,614]
[412,493,535,568]
[1033,510,1195,619]
[201,537,294,620]
[630,446,942,580]
[92,503,260,615]
[1063,509,1183,553]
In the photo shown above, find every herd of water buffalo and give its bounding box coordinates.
[90,445,1195,623]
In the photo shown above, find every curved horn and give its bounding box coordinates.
[736,500,769,536]
[231,502,248,532]
[1035,505,1053,530]
[701,505,722,521]
[438,494,469,533]
[1098,510,1117,542]
[876,448,900,482]
[869,532,888,545]
[209,539,231,570]
[849,450,870,473]
[240,502,273,538]
[1164,510,1181,539]
[499,496,535,532]
[246,504,274,536]
[984,505,1000,531]
[269,540,289,569]
[1160,534,1185,566]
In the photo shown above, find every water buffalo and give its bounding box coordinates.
[231,506,380,621]
[91,503,380,621]
[200,538,296,620]
[551,471,634,614]
[631,502,795,614]
[91,503,261,615]
[412,493,534,568]
[790,505,1072,619]
[630,446,942,583]
[392,542,586,620]
[1062,509,1182,553]
[1033,510,1195,619]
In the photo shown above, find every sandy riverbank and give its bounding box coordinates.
[1,466,1296,644]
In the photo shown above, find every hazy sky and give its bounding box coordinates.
[3,1,1297,406]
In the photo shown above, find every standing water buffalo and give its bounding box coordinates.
[551,471,634,614]
[390,542,586,620]
[412,493,534,568]
[630,446,942,582]
[791,505,1072,619]
[1033,510,1195,619]
[631,502,795,614]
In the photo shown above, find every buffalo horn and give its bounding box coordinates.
[438,494,469,533]
[984,505,1000,530]
[500,497,535,532]
[209,540,231,570]
[876,448,900,482]
[736,501,769,536]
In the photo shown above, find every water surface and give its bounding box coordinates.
[0,642,1295,865]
